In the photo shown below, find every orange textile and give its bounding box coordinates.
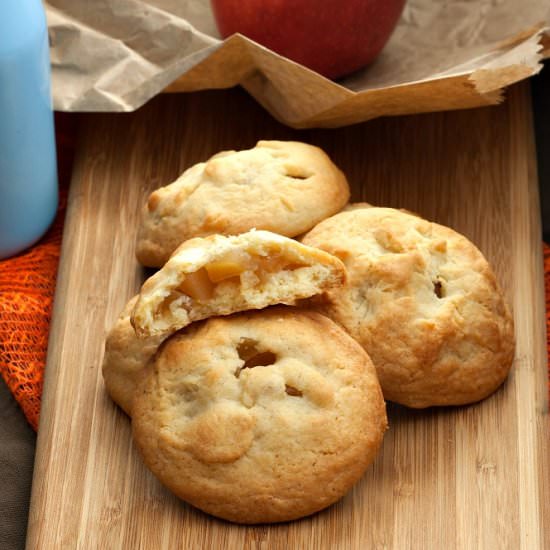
[0,193,67,431]
[0,114,75,431]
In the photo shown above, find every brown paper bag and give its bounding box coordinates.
[46,0,550,128]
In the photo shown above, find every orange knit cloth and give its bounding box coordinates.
[0,192,66,431]
[0,114,74,431]
[0,116,548,430]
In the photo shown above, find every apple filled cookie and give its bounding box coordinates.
[136,140,350,267]
[131,308,387,524]
[131,230,346,338]
[302,205,515,407]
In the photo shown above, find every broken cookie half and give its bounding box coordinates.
[131,230,346,338]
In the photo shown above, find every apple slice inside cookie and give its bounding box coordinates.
[131,230,346,338]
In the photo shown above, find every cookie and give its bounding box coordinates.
[302,205,515,408]
[102,296,165,415]
[131,229,346,338]
[136,140,350,267]
[132,307,387,524]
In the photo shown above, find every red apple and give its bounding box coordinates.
[210,0,406,79]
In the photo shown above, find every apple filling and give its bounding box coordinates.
[233,339,302,397]
[234,338,278,378]
[155,251,310,321]
[177,268,216,301]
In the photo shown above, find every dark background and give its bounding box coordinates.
[533,61,550,241]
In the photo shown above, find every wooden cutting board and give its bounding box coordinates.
[26,83,549,549]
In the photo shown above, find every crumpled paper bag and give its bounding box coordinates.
[46,0,550,128]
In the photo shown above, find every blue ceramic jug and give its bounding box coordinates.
[0,0,58,259]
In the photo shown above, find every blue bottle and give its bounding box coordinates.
[0,0,58,259]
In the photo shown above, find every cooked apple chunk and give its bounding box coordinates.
[131,230,346,338]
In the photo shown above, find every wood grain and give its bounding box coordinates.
[26,83,549,549]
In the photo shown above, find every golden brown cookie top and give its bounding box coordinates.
[136,140,350,267]
[132,307,387,524]
[132,229,346,338]
[302,205,515,407]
